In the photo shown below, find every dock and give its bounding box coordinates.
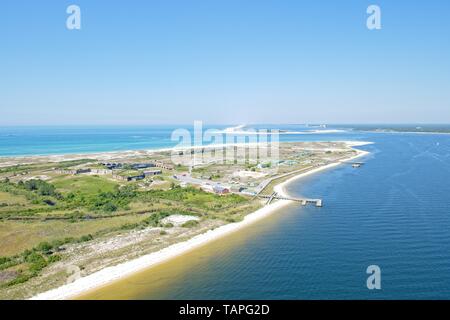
[259,193,323,207]
[340,161,365,168]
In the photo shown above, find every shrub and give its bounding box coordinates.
[0,257,11,265]
[25,252,48,274]
[36,241,53,253]
[103,202,117,212]
[181,220,199,228]
[23,179,58,197]
[47,255,62,264]
[78,234,93,242]
[6,274,33,287]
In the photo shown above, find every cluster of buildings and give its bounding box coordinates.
[101,161,174,171]
[112,169,163,182]
[55,168,92,175]
[199,183,249,195]
[55,161,170,182]
[200,184,230,195]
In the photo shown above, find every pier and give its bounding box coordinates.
[340,161,365,168]
[259,192,323,207]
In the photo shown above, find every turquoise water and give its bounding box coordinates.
[2,126,450,298]
[0,124,358,157]
[0,126,182,156]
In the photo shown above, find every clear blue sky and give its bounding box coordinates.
[2,0,450,125]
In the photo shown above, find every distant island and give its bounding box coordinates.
[348,124,450,134]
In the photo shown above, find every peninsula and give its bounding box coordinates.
[0,141,369,299]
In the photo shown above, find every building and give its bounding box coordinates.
[55,168,91,175]
[128,174,145,181]
[213,185,230,195]
[154,161,174,170]
[112,173,145,181]
[90,169,112,175]
[144,170,162,176]
[132,163,156,170]
[102,162,123,170]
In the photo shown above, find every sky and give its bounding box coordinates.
[2,0,450,125]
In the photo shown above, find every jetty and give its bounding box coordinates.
[259,192,323,207]
[340,161,365,168]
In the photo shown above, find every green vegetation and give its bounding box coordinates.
[0,178,137,215]
[0,234,95,288]
[64,184,137,212]
[141,186,246,211]
[181,220,199,228]
[20,179,60,197]
[0,159,93,175]
[0,177,253,289]
[52,175,118,195]
[0,160,258,294]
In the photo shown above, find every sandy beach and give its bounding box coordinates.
[30,143,371,300]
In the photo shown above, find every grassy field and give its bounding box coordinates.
[0,215,147,256]
[0,191,28,206]
[51,175,119,195]
[0,166,259,294]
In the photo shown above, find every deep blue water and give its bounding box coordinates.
[134,132,450,299]
[2,125,450,298]
[77,128,450,300]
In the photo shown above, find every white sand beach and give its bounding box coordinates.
[30,143,371,300]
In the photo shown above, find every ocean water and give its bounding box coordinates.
[2,125,450,299]
[0,124,359,157]
[74,129,450,299]
[0,126,182,157]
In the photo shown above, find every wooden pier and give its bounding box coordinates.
[260,193,323,207]
[340,161,365,168]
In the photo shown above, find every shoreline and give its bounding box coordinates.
[30,143,371,300]
[1,140,367,163]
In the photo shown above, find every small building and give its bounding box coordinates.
[132,163,156,170]
[90,169,112,175]
[144,170,162,176]
[102,162,123,170]
[112,173,145,181]
[154,161,174,170]
[129,175,145,181]
[213,185,230,195]
[55,168,91,175]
